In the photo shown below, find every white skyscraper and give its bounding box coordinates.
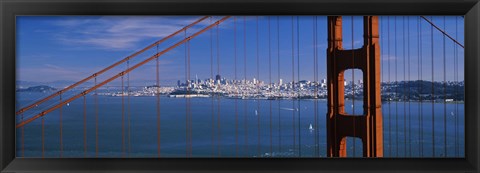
[279,79,283,86]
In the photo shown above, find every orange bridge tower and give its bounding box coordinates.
[326,16,383,157]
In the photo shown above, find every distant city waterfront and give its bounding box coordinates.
[16,91,464,158]
[78,78,465,102]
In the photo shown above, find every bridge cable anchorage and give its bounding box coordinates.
[296,16,301,157]
[15,16,210,116]
[15,16,231,129]
[156,42,161,157]
[430,16,435,157]
[420,16,464,48]
[268,16,273,156]
[256,16,261,157]
[244,16,249,157]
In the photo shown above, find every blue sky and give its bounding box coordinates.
[16,16,464,86]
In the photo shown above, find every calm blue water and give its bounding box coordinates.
[16,93,465,158]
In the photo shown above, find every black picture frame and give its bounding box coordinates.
[1,0,479,172]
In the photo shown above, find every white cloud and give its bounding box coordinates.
[52,16,210,50]
[18,64,88,82]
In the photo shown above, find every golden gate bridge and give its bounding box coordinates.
[15,16,464,158]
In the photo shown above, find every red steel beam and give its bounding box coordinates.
[15,16,210,116]
[16,16,231,129]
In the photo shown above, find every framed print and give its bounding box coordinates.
[1,0,479,172]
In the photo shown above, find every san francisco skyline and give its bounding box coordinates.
[17,16,464,86]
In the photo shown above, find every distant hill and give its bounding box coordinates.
[381,80,464,101]
[16,85,57,92]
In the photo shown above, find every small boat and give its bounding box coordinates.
[309,123,314,131]
[255,110,258,116]
[451,111,455,116]
[66,103,70,106]
[280,107,295,111]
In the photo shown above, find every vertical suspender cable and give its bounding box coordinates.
[387,16,391,156]
[418,16,424,157]
[312,16,318,157]
[156,44,161,157]
[210,17,215,157]
[234,16,239,157]
[60,95,63,157]
[291,16,296,156]
[351,16,356,157]
[454,16,459,157]
[95,77,98,157]
[216,23,222,157]
[277,16,282,154]
[188,32,192,157]
[255,16,262,156]
[21,113,24,157]
[256,16,261,157]
[184,29,188,157]
[380,17,385,156]
[84,94,87,157]
[297,16,301,157]
[121,76,124,157]
[443,16,447,157]
[42,115,45,158]
[268,16,273,156]
[315,16,320,157]
[442,16,447,157]
[244,16,249,156]
[127,60,131,155]
[407,17,412,157]
[403,16,407,157]
[395,16,399,157]
[127,60,131,156]
[430,16,435,157]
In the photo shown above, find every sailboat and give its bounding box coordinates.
[309,123,314,131]
[255,109,258,116]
